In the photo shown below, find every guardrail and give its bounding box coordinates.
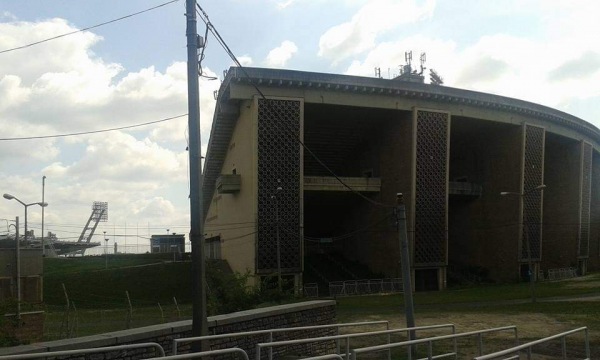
[350,326,518,360]
[329,278,402,297]
[546,267,578,281]
[304,283,319,297]
[473,327,590,360]
[173,320,390,357]
[0,342,166,360]
[151,348,249,359]
[256,324,456,360]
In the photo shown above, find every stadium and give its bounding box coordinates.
[202,66,600,291]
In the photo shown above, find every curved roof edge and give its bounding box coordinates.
[222,66,600,140]
[202,66,600,219]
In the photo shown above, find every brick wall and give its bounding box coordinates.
[0,300,336,359]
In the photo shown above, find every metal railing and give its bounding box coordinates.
[350,326,519,360]
[546,267,578,281]
[329,278,402,297]
[173,320,390,356]
[303,282,319,297]
[473,327,590,360]
[150,348,249,359]
[0,342,166,360]
[256,324,455,360]
[300,355,345,360]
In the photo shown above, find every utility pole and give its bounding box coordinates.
[186,0,208,350]
[500,184,545,304]
[396,193,416,356]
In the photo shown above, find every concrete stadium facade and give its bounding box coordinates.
[202,66,600,290]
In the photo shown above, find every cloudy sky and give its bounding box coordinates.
[1,0,599,253]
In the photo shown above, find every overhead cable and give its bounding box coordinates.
[0,0,180,54]
[0,114,186,141]
[195,3,393,209]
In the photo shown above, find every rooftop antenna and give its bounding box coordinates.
[374,67,381,78]
[419,52,427,75]
[430,69,444,85]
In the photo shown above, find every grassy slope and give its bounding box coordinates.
[37,255,600,350]
[43,254,192,309]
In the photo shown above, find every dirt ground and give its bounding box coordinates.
[341,310,596,359]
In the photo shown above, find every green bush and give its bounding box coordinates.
[206,265,260,315]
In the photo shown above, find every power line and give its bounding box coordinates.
[196,3,393,209]
[0,0,180,55]
[0,114,186,141]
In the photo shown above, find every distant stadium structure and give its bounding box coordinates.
[202,66,600,290]
[150,233,185,254]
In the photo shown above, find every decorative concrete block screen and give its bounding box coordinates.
[413,109,450,266]
[522,124,545,261]
[0,300,336,360]
[257,98,302,274]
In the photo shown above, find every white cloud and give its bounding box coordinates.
[0,19,107,85]
[276,0,295,10]
[1,11,17,21]
[0,17,208,242]
[318,0,435,65]
[264,40,298,68]
[343,1,600,126]
[236,56,253,67]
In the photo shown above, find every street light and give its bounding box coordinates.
[3,193,47,327]
[271,181,283,292]
[3,193,48,248]
[103,231,109,269]
[500,184,546,303]
[42,176,46,256]
[8,218,20,327]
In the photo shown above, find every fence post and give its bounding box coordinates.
[71,301,78,337]
[158,302,164,323]
[125,291,133,329]
[174,297,181,320]
[60,283,70,338]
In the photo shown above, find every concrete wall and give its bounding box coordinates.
[449,118,522,282]
[0,300,336,359]
[345,109,413,277]
[542,134,580,270]
[205,99,258,278]
[0,248,43,303]
[588,152,600,270]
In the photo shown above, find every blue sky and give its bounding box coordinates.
[1,0,599,253]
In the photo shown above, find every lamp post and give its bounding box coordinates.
[271,182,283,292]
[3,193,48,248]
[3,194,47,326]
[42,176,46,256]
[500,184,546,303]
[8,218,20,326]
[104,234,109,269]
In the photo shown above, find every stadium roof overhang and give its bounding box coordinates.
[203,66,600,219]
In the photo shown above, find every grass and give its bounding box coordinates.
[25,255,600,354]
[43,254,192,308]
